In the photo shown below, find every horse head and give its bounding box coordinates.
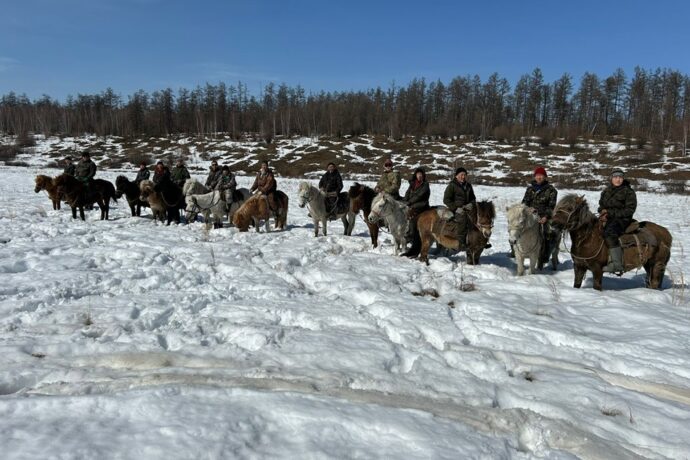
[34,175,47,193]
[297,181,312,208]
[507,204,534,245]
[552,194,588,232]
[139,180,153,202]
[368,192,389,223]
[475,200,495,239]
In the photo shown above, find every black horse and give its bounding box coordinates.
[153,175,185,225]
[115,175,149,217]
[54,174,117,221]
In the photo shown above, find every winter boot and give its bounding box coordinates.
[603,246,624,274]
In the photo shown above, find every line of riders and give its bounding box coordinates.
[61,152,638,274]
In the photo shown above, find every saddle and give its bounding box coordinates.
[618,221,657,249]
[433,207,462,240]
[326,192,349,220]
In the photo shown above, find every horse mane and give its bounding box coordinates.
[476,200,495,220]
[556,194,597,230]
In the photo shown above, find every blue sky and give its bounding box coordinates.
[1,0,689,100]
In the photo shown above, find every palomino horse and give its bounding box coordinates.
[34,175,62,210]
[551,194,672,290]
[297,181,355,237]
[348,182,379,248]
[417,201,495,265]
[188,188,251,229]
[115,175,148,217]
[54,174,117,220]
[368,192,409,255]
[182,179,210,222]
[233,191,288,232]
[507,203,560,275]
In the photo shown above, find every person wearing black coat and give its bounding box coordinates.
[598,168,637,273]
[401,168,431,258]
[134,162,150,184]
[318,162,343,219]
[443,167,476,250]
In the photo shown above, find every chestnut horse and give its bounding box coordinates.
[34,175,62,210]
[54,174,117,220]
[551,194,672,290]
[347,182,379,248]
[417,201,495,265]
[233,191,288,232]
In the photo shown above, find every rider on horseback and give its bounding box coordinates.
[134,161,150,185]
[401,167,430,258]
[62,156,76,176]
[171,159,190,188]
[375,158,402,200]
[516,166,558,262]
[216,165,237,210]
[152,161,171,186]
[250,161,278,211]
[205,160,222,189]
[443,167,476,251]
[318,162,343,220]
[75,152,97,184]
[598,168,637,274]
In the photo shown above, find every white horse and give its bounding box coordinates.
[368,192,409,255]
[297,181,355,237]
[183,179,210,221]
[507,203,560,275]
[188,188,251,229]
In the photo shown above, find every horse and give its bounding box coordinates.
[53,174,117,221]
[115,176,149,217]
[507,203,561,275]
[139,177,185,225]
[416,200,495,265]
[551,194,672,290]
[368,192,409,255]
[297,181,355,237]
[348,183,380,248]
[139,180,166,222]
[183,179,210,222]
[188,188,251,229]
[34,175,62,210]
[233,191,288,232]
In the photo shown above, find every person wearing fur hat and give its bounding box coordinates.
[401,167,430,258]
[375,158,402,199]
[443,167,476,250]
[598,168,637,274]
[512,166,558,261]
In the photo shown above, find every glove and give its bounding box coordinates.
[406,208,417,219]
[599,211,608,222]
[463,203,474,212]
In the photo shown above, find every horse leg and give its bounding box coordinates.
[419,232,432,265]
[516,252,525,276]
[313,219,319,237]
[341,215,349,236]
[323,218,328,237]
[79,206,85,221]
[592,266,604,291]
[346,213,355,236]
[529,253,539,275]
[573,264,586,288]
[71,206,77,219]
[551,245,559,271]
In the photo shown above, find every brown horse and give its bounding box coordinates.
[347,182,379,247]
[34,175,62,210]
[233,191,288,232]
[417,200,495,265]
[54,174,117,220]
[551,194,672,290]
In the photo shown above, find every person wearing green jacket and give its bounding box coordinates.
[443,167,476,251]
[598,168,637,273]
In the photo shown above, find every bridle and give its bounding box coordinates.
[473,206,494,235]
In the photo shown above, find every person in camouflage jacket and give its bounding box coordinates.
[171,159,190,188]
[598,168,637,273]
[402,168,430,258]
[215,166,237,205]
[75,152,97,183]
[443,167,476,250]
[513,166,558,262]
[375,158,402,199]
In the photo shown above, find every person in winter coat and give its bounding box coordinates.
[318,162,343,219]
[74,152,97,183]
[171,159,190,188]
[250,161,278,211]
[598,168,637,273]
[205,161,222,189]
[401,168,431,258]
[511,166,558,260]
[134,162,150,184]
[443,167,476,250]
[152,161,171,185]
[62,156,76,176]
[215,165,237,205]
[375,158,402,199]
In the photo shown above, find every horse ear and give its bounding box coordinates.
[505,206,510,212]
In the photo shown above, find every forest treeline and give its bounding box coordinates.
[1,67,689,145]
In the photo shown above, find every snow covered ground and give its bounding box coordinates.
[1,166,689,459]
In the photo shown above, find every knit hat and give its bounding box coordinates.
[455,167,467,176]
[81,152,90,158]
[221,165,230,172]
[384,159,393,167]
[534,166,547,177]
[611,168,625,178]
